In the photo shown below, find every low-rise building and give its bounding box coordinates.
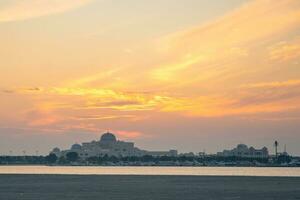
[217,144,269,158]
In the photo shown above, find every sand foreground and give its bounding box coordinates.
[0,175,299,200]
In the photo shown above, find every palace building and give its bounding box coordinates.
[217,144,269,158]
[50,132,177,159]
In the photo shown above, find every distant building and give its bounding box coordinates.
[217,144,269,158]
[198,152,205,157]
[50,132,177,159]
[145,150,178,157]
[180,152,195,157]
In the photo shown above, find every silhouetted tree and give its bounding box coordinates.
[141,155,154,162]
[128,156,139,162]
[87,156,97,164]
[66,152,79,162]
[58,156,67,164]
[108,156,118,163]
[102,154,109,162]
[277,155,291,164]
[46,153,57,164]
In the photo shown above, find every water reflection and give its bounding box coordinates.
[0,166,300,177]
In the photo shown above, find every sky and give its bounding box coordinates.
[0,0,300,156]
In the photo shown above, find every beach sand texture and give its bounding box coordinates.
[0,175,300,200]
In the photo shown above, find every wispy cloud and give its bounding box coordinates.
[9,82,300,120]
[65,69,121,87]
[2,0,300,134]
[2,89,14,94]
[151,0,300,83]
[240,79,300,89]
[73,115,137,121]
[1,87,43,95]
[0,0,94,22]
[269,39,300,62]
[114,130,145,139]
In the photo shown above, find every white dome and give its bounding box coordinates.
[237,144,248,150]
[100,132,117,143]
[52,147,60,152]
[71,144,82,150]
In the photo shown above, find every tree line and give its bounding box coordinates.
[0,152,292,166]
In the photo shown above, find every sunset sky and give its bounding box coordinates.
[1,0,300,155]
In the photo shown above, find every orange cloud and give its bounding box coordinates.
[0,0,94,22]
[73,115,137,121]
[11,86,175,112]
[241,80,300,89]
[152,0,300,83]
[28,116,61,127]
[7,78,300,124]
[2,0,300,129]
[115,130,144,139]
[269,39,300,62]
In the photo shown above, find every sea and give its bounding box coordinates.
[0,166,300,177]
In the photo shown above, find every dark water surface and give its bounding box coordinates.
[0,175,300,200]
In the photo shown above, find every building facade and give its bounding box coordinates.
[217,144,269,158]
[51,132,177,159]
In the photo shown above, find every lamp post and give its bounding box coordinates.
[274,141,278,158]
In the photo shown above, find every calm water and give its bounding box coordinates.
[0,166,300,177]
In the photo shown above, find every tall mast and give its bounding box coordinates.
[274,141,278,158]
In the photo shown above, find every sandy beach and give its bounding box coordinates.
[0,175,299,200]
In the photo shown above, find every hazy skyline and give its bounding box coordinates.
[1,0,300,155]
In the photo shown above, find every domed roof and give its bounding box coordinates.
[71,144,82,150]
[100,132,117,143]
[237,144,248,150]
[52,147,60,152]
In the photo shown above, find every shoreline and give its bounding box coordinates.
[1,166,300,177]
[1,163,300,167]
